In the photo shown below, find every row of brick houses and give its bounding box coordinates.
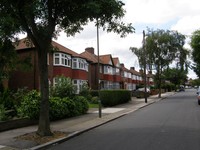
[8,38,154,93]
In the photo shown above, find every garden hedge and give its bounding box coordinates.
[99,90,131,107]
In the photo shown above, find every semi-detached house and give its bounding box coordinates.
[10,38,89,94]
[9,38,154,93]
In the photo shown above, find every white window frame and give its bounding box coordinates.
[53,52,71,67]
[73,79,88,94]
[72,58,88,71]
[104,65,113,75]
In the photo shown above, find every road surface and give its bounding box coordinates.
[48,89,200,150]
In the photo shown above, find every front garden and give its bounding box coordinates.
[0,76,132,131]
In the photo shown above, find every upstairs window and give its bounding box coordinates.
[113,68,120,75]
[104,66,113,75]
[72,58,88,71]
[54,52,71,67]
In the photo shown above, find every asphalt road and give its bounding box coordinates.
[48,89,200,150]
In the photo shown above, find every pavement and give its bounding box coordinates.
[0,92,175,150]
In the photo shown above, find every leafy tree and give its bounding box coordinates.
[191,29,200,78]
[0,38,17,91]
[0,0,134,136]
[131,29,186,97]
[163,68,187,89]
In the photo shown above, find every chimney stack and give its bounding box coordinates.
[130,67,135,70]
[85,47,94,54]
[120,63,124,67]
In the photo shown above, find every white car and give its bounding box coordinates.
[136,87,150,93]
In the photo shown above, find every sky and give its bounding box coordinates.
[54,0,200,79]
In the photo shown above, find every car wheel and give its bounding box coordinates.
[198,100,200,105]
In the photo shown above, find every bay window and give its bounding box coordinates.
[54,52,71,67]
[72,58,88,71]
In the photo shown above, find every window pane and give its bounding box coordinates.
[55,58,59,64]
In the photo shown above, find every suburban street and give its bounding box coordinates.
[47,88,200,150]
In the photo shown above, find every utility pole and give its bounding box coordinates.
[97,19,102,118]
[143,30,148,103]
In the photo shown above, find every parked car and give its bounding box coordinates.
[197,86,200,94]
[179,85,185,92]
[136,87,150,93]
[198,93,200,105]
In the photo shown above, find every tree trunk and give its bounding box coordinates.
[36,43,52,136]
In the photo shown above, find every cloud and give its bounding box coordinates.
[171,15,200,35]
[55,0,200,78]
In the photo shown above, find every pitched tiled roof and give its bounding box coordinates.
[81,51,97,63]
[15,38,34,50]
[51,41,80,58]
[130,68,141,75]
[113,57,120,67]
[99,54,113,65]
[120,64,130,72]
[15,38,86,59]
[80,51,104,64]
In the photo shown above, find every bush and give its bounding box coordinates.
[49,97,71,120]
[13,87,29,107]
[90,90,99,97]
[0,89,14,110]
[17,90,89,120]
[99,90,131,107]
[0,104,7,121]
[17,90,40,119]
[79,83,92,101]
[89,96,99,104]
[50,76,76,98]
[73,96,89,115]
[162,83,175,92]
[50,96,88,120]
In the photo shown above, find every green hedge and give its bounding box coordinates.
[99,90,131,107]
[90,90,99,97]
[17,91,89,120]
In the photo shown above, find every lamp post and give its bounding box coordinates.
[97,19,102,118]
[143,30,148,103]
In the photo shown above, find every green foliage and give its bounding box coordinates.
[73,96,89,115]
[0,0,134,135]
[131,29,186,73]
[0,38,17,89]
[191,29,200,78]
[17,90,89,120]
[50,96,88,120]
[161,83,175,92]
[191,79,200,87]
[13,87,29,107]
[163,68,187,86]
[79,83,92,101]
[17,90,40,119]
[50,76,76,98]
[89,96,99,104]
[0,89,14,110]
[99,90,131,107]
[49,97,71,120]
[0,104,7,121]
[90,90,99,97]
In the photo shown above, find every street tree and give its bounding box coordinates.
[191,29,200,78]
[0,0,134,136]
[0,38,17,92]
[163,67,187,89]
[131,29,186,97]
